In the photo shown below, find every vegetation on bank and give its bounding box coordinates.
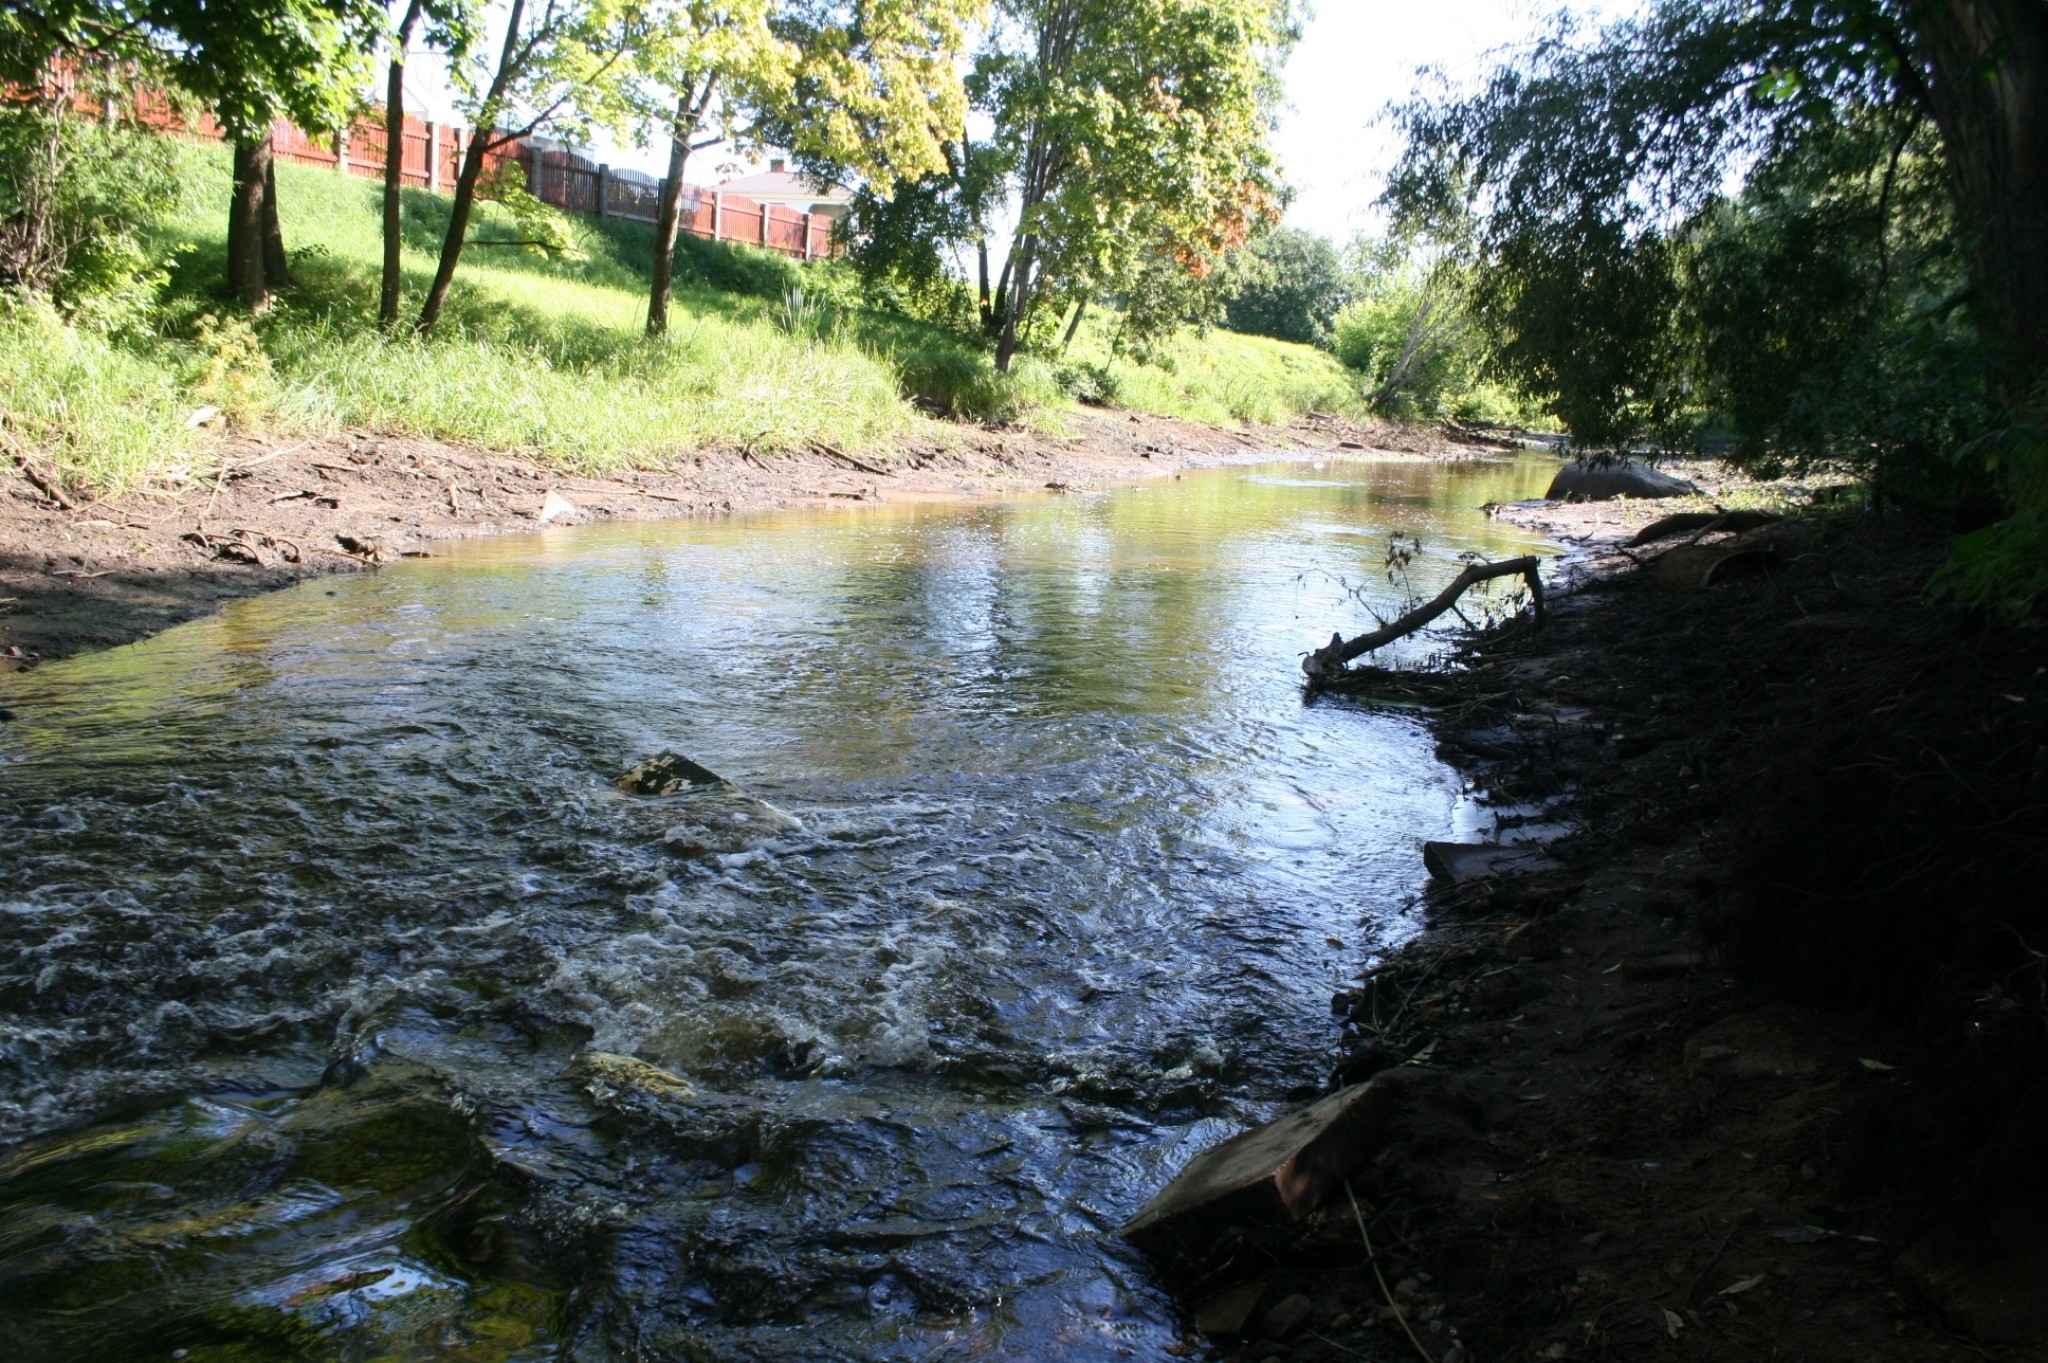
[0,137,1364,497]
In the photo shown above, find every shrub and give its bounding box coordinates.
[0,108,182,332]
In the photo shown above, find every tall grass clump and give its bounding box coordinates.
[261,316,909,469]
[0,295,201,494]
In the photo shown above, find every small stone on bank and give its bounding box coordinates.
[1263,1293,1313,1341]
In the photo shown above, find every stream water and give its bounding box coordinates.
[0,453,1555,1362]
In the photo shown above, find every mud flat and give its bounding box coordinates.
[1138,487,2048,1363]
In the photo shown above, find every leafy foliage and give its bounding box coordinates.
[829,0,1290,369]
[1223,227,1347,347]
[0,107,183,330]
[1388,0,1991,458]
[1330,240,1476,420]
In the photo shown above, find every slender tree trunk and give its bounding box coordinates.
[646,104,692,336]
[261,146,290,289]
[416,0,526,335]
[1060,297,1086,352]
[995,235,1037,372]
[977,238,993,332]
[380,0,426,328]
[416,128,492,334]
[985,252,1013,342]
[647,74,717,337]
[227,136,271,311]
[1911,0,2048,406]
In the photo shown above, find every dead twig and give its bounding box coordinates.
[813,442,891,477]
[1346,1180,1436,1363]
[11,453,76,510]
[225,441,310,473]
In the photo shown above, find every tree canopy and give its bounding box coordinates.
[1222,227,1348,347]
[824,0,1292,368]
[1389,0,2047,603]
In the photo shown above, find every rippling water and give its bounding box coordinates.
[0,454,1554,1361]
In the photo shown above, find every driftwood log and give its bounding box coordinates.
[1303,556,1543,685]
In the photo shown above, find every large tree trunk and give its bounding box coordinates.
[380,0,426,328]
[227,136,271,311]
[261,148,290,289]
[647,75,717,337]
[1911,0,2048,406]
[416,0,526,335]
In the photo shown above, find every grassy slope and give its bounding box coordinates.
[3,141,1365,494]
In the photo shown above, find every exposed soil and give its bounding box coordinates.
[0,407,1448,668]
[1152,490,2048,1363]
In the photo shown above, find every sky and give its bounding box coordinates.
[403,0,1642,236]
[1269,0,1639,242]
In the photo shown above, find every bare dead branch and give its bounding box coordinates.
[1304,555,1543,684]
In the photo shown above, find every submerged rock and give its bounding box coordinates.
[571,1050,695,1101]
[618,750,804,855]
[618,750,727,794]
[1423,840,1548,883]
[1121,1075,1409,1256]
[1544,458,1697,501]
[1195,1282,1268,1337]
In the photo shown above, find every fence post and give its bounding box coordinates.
[335,125,349,172]
[595,163,608,218]
[426,122,439,191]
[712,191,724,244]
[761,205,771,249]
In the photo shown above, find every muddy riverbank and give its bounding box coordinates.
[0,409,1451,667]
[1155,490,2048,1362]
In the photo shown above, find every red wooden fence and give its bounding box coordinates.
[43,65,835,260]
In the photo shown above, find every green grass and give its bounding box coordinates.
[9,138,1370,494]
[1065,324,1364,426]
[0,296,199,492]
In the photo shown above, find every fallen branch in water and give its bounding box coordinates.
[1304,555,1543,685]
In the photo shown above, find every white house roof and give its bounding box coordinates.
[717,165,851,202]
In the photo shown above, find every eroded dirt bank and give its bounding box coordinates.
[0,408,1437,667]
[1158,495,2048,1363]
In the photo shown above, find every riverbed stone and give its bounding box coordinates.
[571,1050,695,1100]
[1121,1075,1408,1256]
[663,794,804,856]
[1194,1282,1268,1337]
[1422,841,1548,883]
[1544,458,1697,501]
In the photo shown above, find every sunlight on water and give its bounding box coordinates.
[0,453,1554,1361]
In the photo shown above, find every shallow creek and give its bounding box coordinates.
[0,453,1554,1361]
